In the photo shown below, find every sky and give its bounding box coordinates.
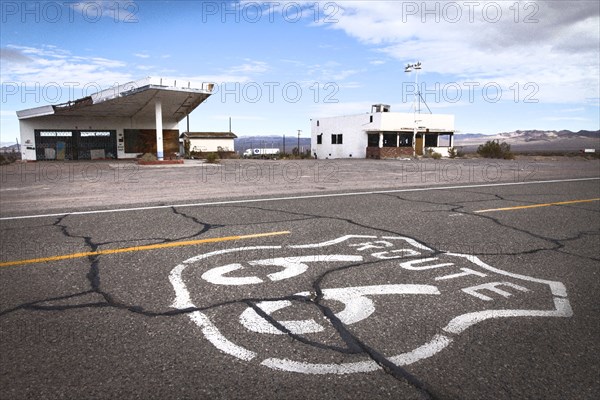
[1,0,599,145]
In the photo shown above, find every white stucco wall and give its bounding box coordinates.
[311,113,374,159]
[19,116,178,160]
[189,138,235,153]
[380,113,454,132]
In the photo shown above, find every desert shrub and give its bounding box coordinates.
[448,147,458,158]
[0,152,20,165]
[431,152,442,160]
[205,152,220,163]
[140,153,158,161]
[477,140,514,159]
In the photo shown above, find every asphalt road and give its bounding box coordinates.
[1,159,599,399]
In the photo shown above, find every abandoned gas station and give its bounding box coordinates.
[17,77,213,161]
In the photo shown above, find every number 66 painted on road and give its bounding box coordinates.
[240,284,440,335]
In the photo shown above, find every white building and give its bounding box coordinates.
[181,132,237,153]
[311,104,455,159]
[17,77,213,161]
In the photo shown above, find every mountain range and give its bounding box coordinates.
[454,130,599,152]
[456,130,599,141]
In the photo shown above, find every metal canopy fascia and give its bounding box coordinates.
[16,77,213,122]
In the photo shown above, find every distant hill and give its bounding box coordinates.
[235,135,311,153]
[0,143,20,154]
[456,130,599,141]
[455,130,599,152]
[455,133,487,140]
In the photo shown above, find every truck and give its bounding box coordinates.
[242,148,280,158]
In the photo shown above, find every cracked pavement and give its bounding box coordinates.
[1,158,599,399]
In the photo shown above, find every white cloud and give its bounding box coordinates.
[229,60,269,74]
[305,61,363,82]
[559,107,586,113]
[133,53,150,58]
[1,45,133,87]
[327,0,600,104]
[542,116,590,122]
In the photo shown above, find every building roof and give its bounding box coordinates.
[182,132,238,139]
[16,77,214,123]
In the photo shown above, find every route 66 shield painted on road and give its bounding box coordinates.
[169,235,572,374]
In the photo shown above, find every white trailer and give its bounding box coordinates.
[242,148,280,158]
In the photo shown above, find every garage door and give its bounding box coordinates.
[35,130,117,160]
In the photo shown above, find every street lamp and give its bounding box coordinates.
[297,129,301,155]
[405,61,424,156]
[404,61,422,114]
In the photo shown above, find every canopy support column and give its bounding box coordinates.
[155,98,164,160]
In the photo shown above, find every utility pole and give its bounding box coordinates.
[297,129,301,155]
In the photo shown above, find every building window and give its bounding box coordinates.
[331,134,343,144]
[369,115,373,123]
[399,133,412,147]
[383,133,397,147]
[425,133,438,147]
[317,133,322,144]
[438,134,452,147]
[317,120,319,127]
[367,134,379,147]
[337,134,343,144]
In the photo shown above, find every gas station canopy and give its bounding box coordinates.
[17,77,214,122]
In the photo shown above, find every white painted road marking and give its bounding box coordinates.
[2,177,598,220]
[201,255,363,285]
[240,284,440,334]
[169,235,573,375]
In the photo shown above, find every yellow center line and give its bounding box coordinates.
[475,198,600,213]
[0,231,291,268]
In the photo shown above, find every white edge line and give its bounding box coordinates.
[2,177,599,221]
